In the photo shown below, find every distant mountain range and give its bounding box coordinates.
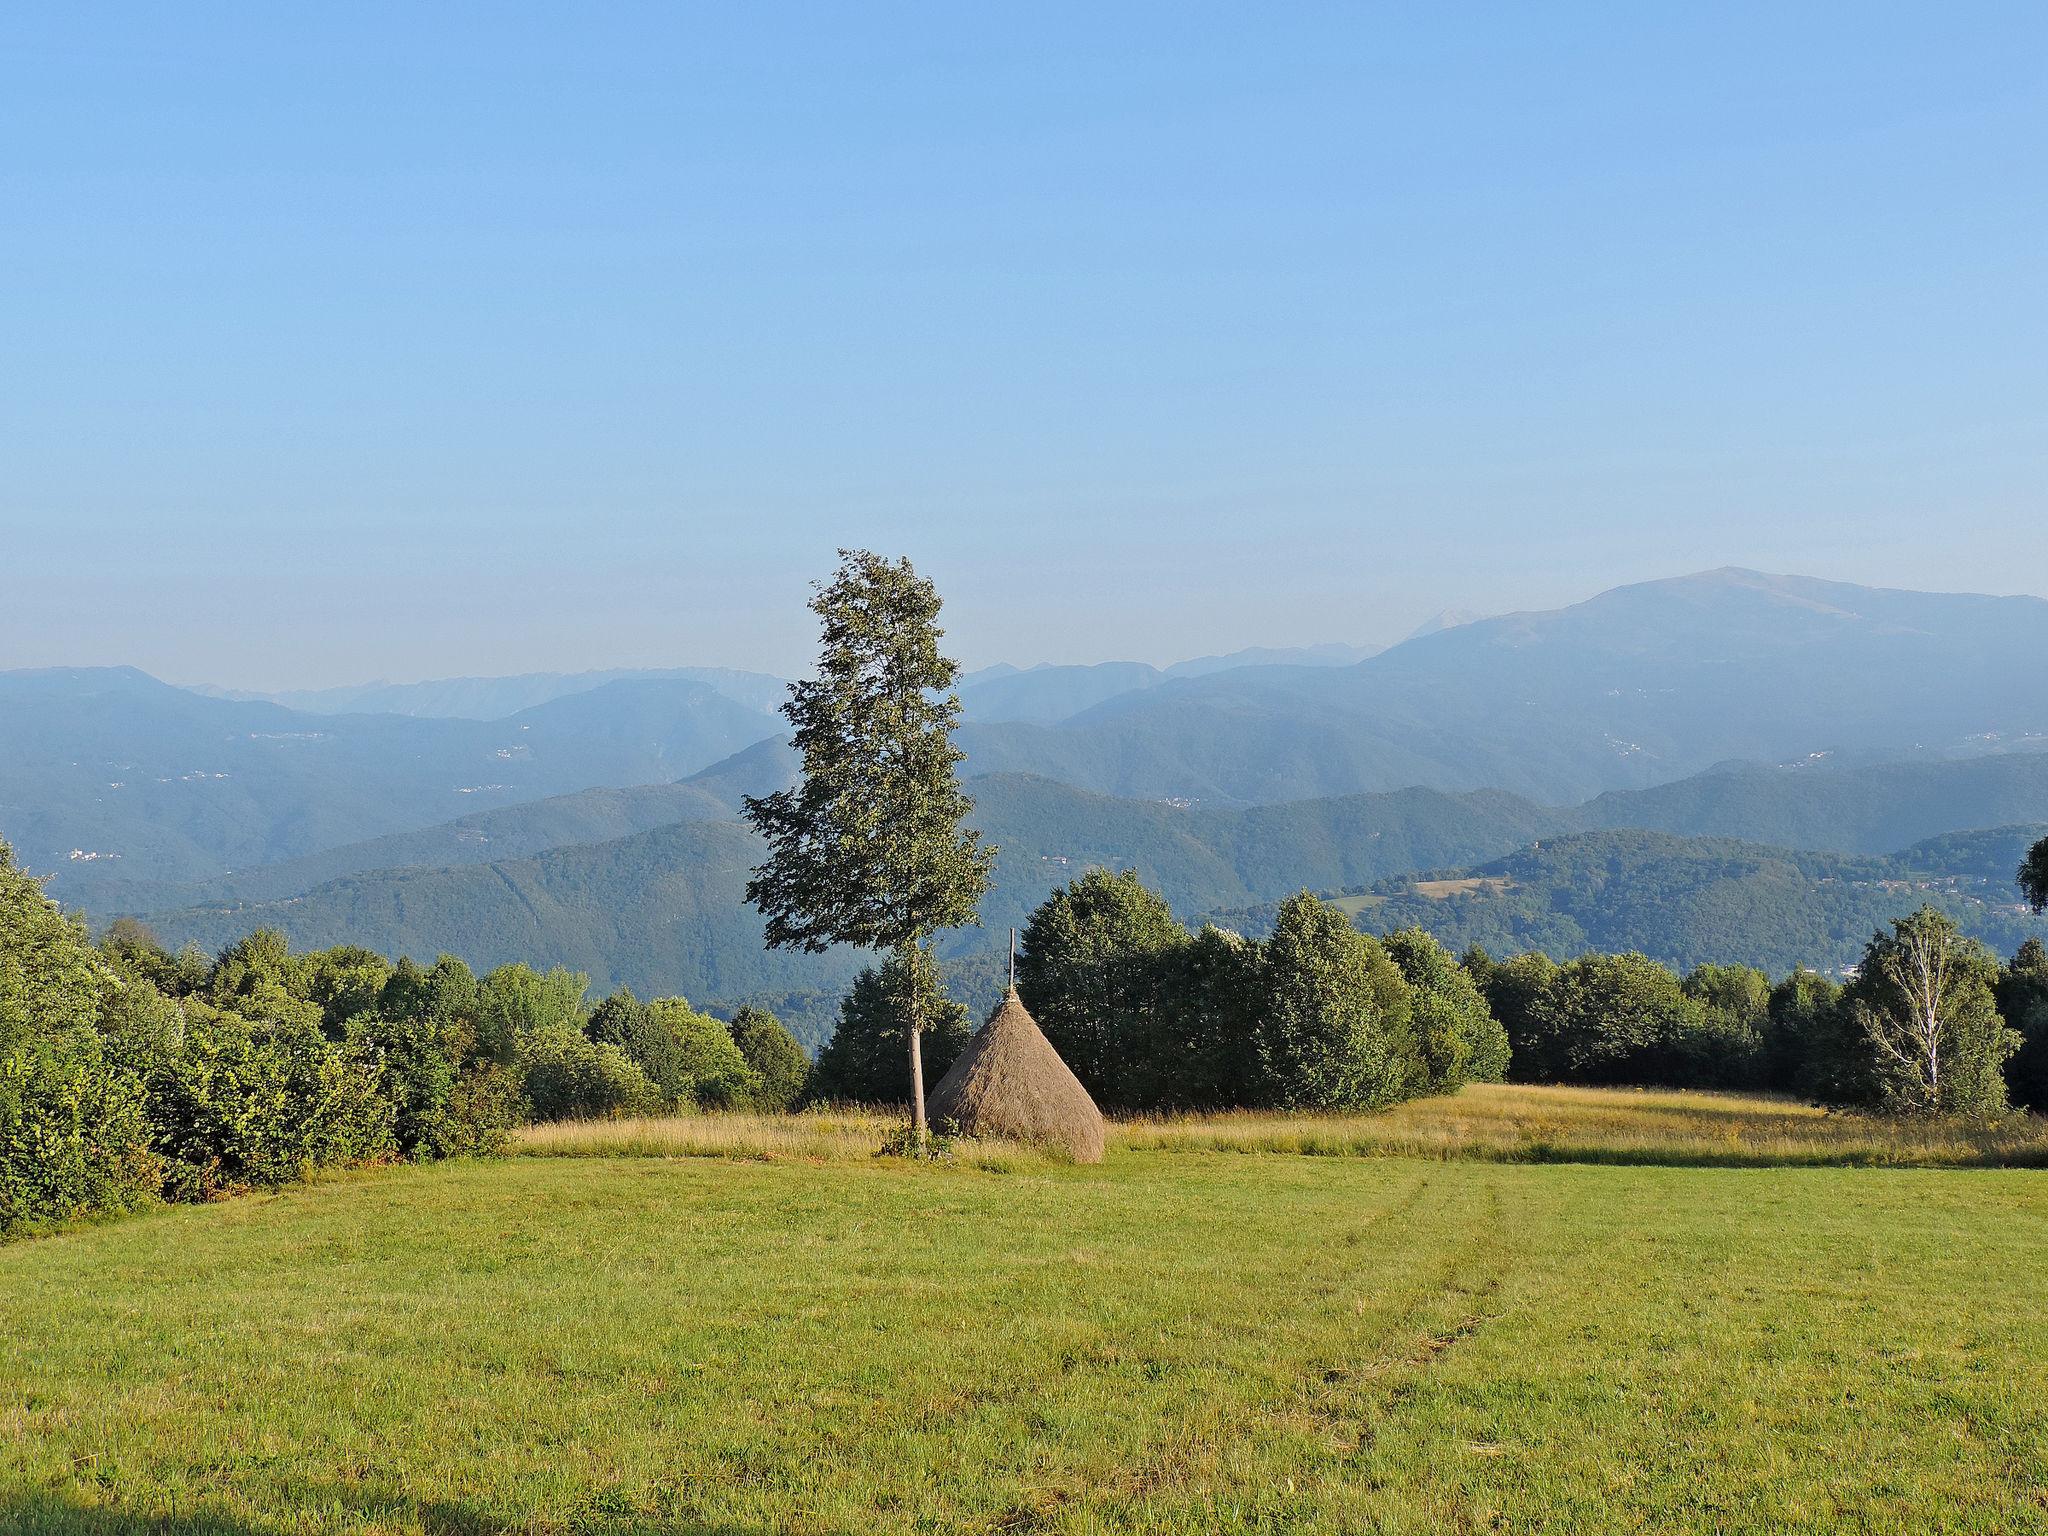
[7,567,2047,1037]
[952,570,2048,804]
[190,666,793,721]
[0,667,780,891]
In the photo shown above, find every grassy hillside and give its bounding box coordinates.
[7,1101,2046,1533]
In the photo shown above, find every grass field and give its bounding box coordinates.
[5,1090,2047,1534]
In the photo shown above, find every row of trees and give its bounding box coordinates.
[1470,911,2046,1116]
[0,837,809,1234]
[826,863,2039,1121]
[804,870,1508,1113]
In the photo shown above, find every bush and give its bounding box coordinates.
[727,1006,811,1111]
[139,1004,395,1201]
[0,1030,157,1234]
[1254,893,1416,1110]
[1384,928,1510,1091]
[644,998,760,1109]
[477,963,588,1060]
[521,1025,661,1121]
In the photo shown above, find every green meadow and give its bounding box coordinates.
[5,1091,2047,1535]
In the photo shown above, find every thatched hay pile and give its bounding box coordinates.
[925,990,1105,1163]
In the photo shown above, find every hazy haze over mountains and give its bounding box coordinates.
[7,567,2047,1020]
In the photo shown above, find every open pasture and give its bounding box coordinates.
[4,1090,2047,1534]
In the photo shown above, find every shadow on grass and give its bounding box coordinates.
[1,1490,776,1536]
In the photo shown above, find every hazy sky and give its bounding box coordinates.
[5,4,2044,687]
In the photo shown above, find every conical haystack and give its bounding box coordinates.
[925,990,1105,1162]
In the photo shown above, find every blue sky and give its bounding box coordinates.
[4,4,2043,686]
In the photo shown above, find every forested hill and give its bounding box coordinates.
[133,774,2048,1031]
[1202,827,2048,976]
[133,774,1564,1006]
[1579,753,2048,853]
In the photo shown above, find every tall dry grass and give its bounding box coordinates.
[513,1107,1055,1170]
[513,1083,2048,1170]
[1118,1082,2048,1167]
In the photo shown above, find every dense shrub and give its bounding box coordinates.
[520,1025,661,1121]
[476,963,588,1060]
[727,1006,811,1110]
[1384,928,1510,1092]
[644,997,760,1108]
[0,1029,157,1231]
[138,1004,395,1200]
[1254,893,1417,1110]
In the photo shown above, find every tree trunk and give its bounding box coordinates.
[909,1015,928,1144]
[905,941,928,1145]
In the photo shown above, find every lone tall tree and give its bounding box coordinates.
[744,550,995,1140]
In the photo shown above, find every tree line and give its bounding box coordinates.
[0,837,809,1235]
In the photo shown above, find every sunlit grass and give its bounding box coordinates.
[4,1151,2045,1533]
[514,1082,2048,1170]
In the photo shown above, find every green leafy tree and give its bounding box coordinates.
[379,954,481,1031]
[475,963,588,1059]
[1844,907,2015,1117]
[1254,892,1415,1110]
[743,550,995,1140]
[1997,938,2048,1112]
[810,951,969,1105]
[1016,868,1189,1108]
[1528,952,1710,1086]
[1475,951,1559,1080]
[101,918,207,999]
[727,1006,811,1111]
[305,946,394,1035]
[1158,924,1265,1108]
[0,840,113,1055]
[1680,963,1771,1087]
[1764,968,1847,1098]
[1384,927,1510,1090]
[644,997,761,1109]
[2020,837,2048,913]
